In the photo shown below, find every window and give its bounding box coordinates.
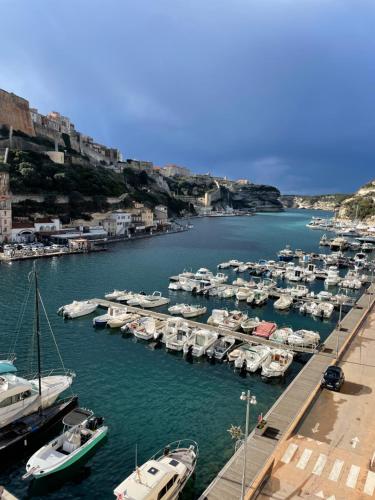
[157,485,167,500]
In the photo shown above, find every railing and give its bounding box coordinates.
[151,439,199,461]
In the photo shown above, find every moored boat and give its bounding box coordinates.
[261,349,293,377]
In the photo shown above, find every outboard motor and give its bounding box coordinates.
[87,416,104,431]
[240,360,247,377]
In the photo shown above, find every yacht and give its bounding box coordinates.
[206,336,236,361]
[183,330,218,357]
[181,305,207,318]
[324,266,341,286]
[58,300,98,319]
[92,307,126,327]
[234,345,271,373]
[139,292,170,309]
[105,290,127,301]
[240,317,260,334]
[113,440,198,500]
[273,295,293,310]
[23,408,107,479]
[261,349,293,378]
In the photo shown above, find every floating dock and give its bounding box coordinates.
[89,298,319,354]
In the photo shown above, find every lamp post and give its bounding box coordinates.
[335,289,347,358]
[240,390,257,500]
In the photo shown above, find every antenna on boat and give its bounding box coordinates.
[31,263,42,399]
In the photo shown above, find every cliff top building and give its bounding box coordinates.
[162,164,192,177]
[0,89,35,137]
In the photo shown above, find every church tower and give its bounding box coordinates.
[0,164,12,243]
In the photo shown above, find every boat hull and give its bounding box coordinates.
[0,396,78,460]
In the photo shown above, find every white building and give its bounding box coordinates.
[11,218,62,243]
[102,210,132,237]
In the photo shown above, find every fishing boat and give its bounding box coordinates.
[240,317,260,333]
[23,408,107,479]
[183,330,218,357]
[113,439,198,500]
[92,307,126,327]
[234,345,271,373]
[261,349,293,377]
[0,267,77,458]
[254,321,277,339]
[181,305,207,318]
[139,291,170,308]
[273,295,293,310]
[206,336,236,360]
[58,300,98,319]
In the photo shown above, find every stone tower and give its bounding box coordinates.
[0,165,12,243]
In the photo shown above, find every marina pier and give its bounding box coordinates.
[199,283,375,499]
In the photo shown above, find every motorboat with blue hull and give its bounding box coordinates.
[0,395,78,461]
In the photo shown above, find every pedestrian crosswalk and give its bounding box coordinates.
[279,442,375,496]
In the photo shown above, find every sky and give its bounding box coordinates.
[1,0,374,194]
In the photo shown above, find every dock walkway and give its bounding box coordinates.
[198,284,375,499]
[90,299,318,354]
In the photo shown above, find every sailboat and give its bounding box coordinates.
[0,266,77,458]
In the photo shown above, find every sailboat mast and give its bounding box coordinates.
[34,269,42,397]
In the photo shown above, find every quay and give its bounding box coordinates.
[89,298,319,354]
[0,487,18,500]
[198,283,375,499]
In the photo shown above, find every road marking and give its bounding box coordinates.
[296,448,312,470]
[312,453,327,476]
[328,459,344,482]
[346,464,360,489]
[315,492,325,499]
[327,496,336,500]
[312,422,320,434]
[281,443,298,464]
[364,470,375,496]
[351,436,360,449]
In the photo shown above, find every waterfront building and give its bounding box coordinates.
[11,217,62,243]
[0,164,12,243]
[154,205,169,224]
[102,210,132,237]
[129,203,154,231]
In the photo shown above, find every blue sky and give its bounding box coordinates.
[1,0,374,194]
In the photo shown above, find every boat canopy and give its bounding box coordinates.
[0,362,17,375]
[63,407,93,427]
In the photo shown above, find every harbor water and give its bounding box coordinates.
[0,209,357,499]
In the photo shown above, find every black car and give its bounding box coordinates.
[321,366,345,391]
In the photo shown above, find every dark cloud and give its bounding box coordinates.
[1,0,374,193]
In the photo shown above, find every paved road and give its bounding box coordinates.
[258,309,375,499]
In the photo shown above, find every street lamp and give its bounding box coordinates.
[240,390,257,500]
[335,288,348,357]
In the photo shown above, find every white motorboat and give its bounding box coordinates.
[107,312,139,328]
[312,302,334,319]
[234,345,271,373]
[236,264,248,273]
[23,408,107,479]
[289,285,309,298]
[253,289,268,306]
[240,317,260,333]
[285,267,304,282]
[229,259,243,267]
[324,266,341,287]
[168,304,189,315]
[105,289,126,301]
[288,329,320,347]
[181,305,207,318]
[168,281,182,291]
[194,268,214,281]
[126,317,163,340]
[236,287,253,301]
[183,329,218,357]
[92,307,126,327]
[58,301,98,319]
[113,439,198,500]
[270,327,292,344]
[166,325,193,351]
[273,295,293,310]
[206,336,236,360]
[299,301,317,315]
[218,286,236,299]
[139,291,170,308]
[158,317,190,343]
[217,261,231,269]
[340,277,362,290]
[207,309,246,331]
[123,293,146,306]
[317,290,332,301]
[261,349,293,378]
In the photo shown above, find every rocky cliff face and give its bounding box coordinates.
[223,183,283,211]
[280,194,349,211]
[338,180,375,221]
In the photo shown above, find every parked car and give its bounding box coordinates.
[321,366,345,391]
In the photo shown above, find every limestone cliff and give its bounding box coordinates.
[280,194,349,211]
[338,180,375,221]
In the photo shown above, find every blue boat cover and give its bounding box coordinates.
[0,362,17,374]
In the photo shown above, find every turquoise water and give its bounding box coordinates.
[0,210,345,499]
